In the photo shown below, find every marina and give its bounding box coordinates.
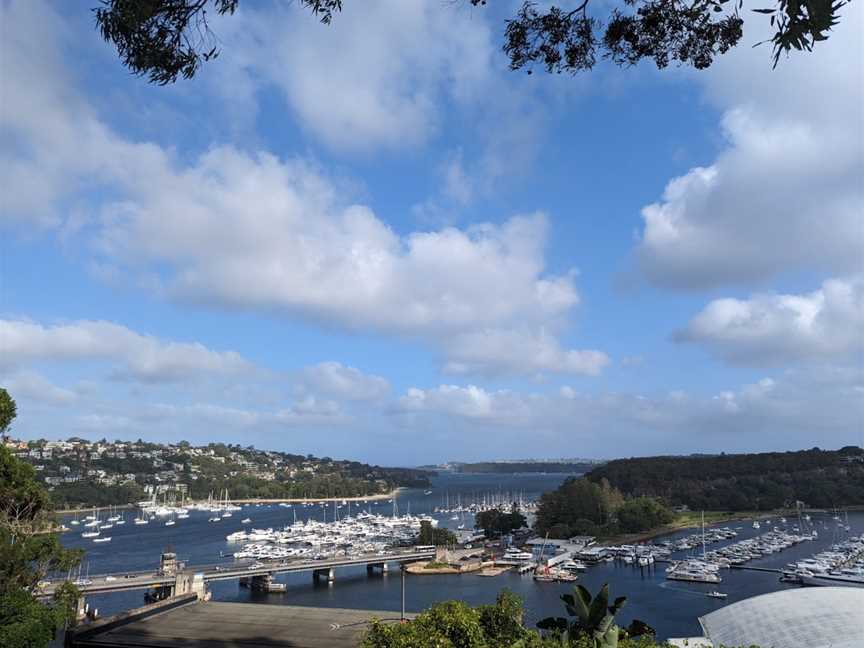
[55,472,864,640]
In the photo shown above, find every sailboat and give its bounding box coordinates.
[221,489,233,517]
[70,511,80,526]
[81,529,100,538]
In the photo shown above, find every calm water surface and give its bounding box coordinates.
[60,472,863,639]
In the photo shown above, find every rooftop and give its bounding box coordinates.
[68,599,413,648]
[698,586,864,648]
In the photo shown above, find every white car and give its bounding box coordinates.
[105,576,117,581]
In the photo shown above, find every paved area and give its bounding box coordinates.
[69,601,413,648]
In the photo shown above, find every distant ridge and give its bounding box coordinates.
[421,459,605,474]
[586,446,864,511]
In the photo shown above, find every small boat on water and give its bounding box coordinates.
[133,517,148,525]
[81,531,100,538]
[424,490,433,496]
[165,519,175,526]
[707,591,727,599]
[93,537,111,543]
[241,518,252,524]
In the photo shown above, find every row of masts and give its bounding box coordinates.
[434,489,534,513]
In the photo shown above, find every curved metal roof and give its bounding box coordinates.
[699,586,864,648]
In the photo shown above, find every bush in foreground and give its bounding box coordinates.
[361,585,763,647]
[362,587,664,648]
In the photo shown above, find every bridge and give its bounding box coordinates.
[39,547,438,602]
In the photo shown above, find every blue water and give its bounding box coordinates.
[59,472,863,639]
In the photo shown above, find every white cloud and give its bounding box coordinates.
[394,366,864,455]
[298,362,390,401]
[1,370,77,405]
[442,329,609,377]
[0,319,252,382]
[0,1,602,379]
[635,5,864,289]
[222,0,494,152]
[676,276,864,365]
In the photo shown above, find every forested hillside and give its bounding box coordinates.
[586,447,864,511]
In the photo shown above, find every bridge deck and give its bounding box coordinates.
[41,549,435,597]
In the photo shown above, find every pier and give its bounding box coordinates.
[729,565,781,573]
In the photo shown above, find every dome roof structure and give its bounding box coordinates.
[698,586,864,648]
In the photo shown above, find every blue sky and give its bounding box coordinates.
[1,0,862,465]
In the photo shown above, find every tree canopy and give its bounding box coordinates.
[534,477,675,538]
[586,447,864,511]
[418,519,458,546]
[92,0,850,85]
[0,392,83,648]
[362,587,671,647]
[0,387,17,442]
[475,507,528,538]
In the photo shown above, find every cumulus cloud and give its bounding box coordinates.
[220,0,493,152]
[1,370,78,405]
[394,367,864,455]
[442,329,609,377]
[0,319,252,382]
[635,5,863,289]
[298,362,390,401]
[676,276,864,365]
[0,1,602,379]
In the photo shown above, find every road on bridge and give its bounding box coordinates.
[38,548,437,597]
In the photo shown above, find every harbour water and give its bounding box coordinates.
[60,472,863,640]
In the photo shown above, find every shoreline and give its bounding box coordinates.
[55,488,404,514]
[598,508,820,546]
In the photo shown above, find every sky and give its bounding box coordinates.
[1,0,862,465]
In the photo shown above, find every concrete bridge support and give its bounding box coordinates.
[366,562,389,576]
[312,567,335,584]
[251,573,272,591]
[75,595,88,621]
[175,572,208,599]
